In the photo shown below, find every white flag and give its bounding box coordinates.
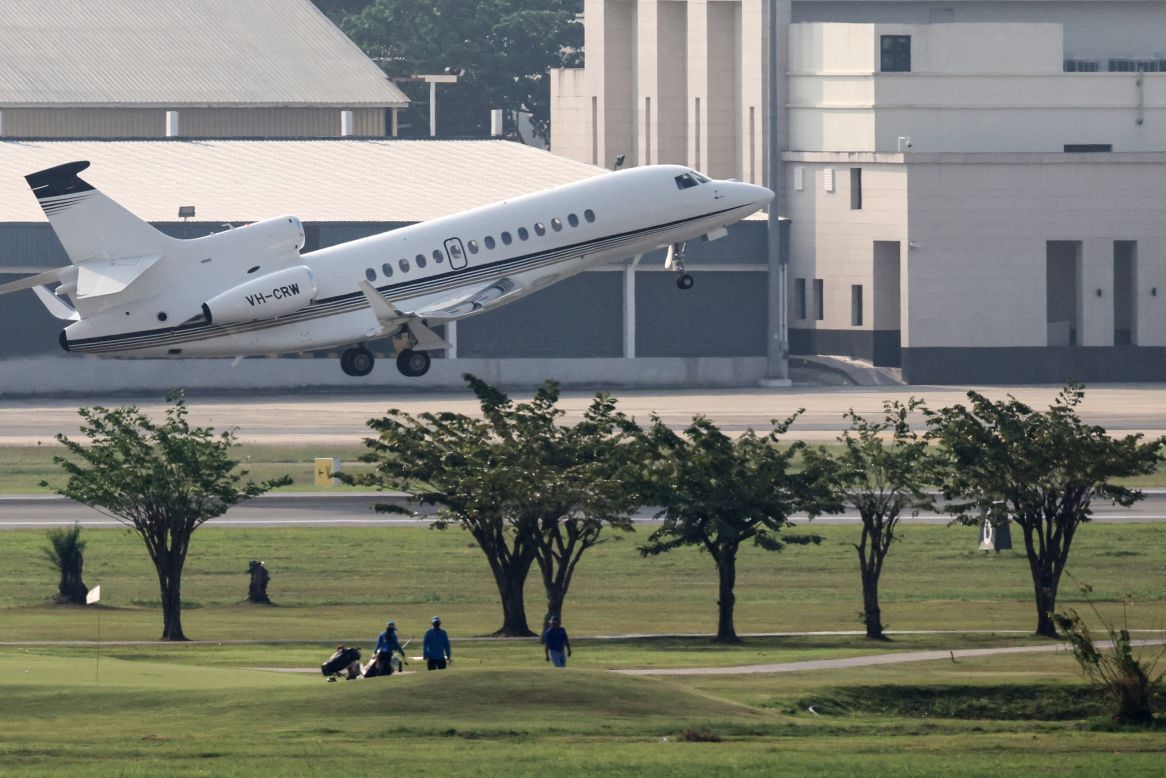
[86,585,101,605]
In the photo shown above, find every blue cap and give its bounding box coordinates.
[432,615,441,623]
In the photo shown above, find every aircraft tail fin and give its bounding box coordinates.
[25,161,174,265]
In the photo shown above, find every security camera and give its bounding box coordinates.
[904,139,913,148]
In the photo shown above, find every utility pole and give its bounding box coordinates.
[761,0,791,386]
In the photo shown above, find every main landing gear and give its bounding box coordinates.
[667,242,694,290]
[339,346,433,378]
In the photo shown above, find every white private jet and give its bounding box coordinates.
[0,161,772,377]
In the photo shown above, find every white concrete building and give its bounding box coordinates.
[551,0,1166,383]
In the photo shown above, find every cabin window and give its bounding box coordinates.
[381,262,394,277]
[365,268,377,282]
[551,218,563,232]
[501,231,513,245]
[485,235,496,250]
[584,209,596,223]
[534,222,546,236]
[417,253,427,269]
[517,227,529,241]
[567,213,579,228]
[675,173,698,190]
[433,249,444,264]
[399,258,411,273]
[468,239,479,254]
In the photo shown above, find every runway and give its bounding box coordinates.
[2,491,1165,529]
[3,383,1166,445]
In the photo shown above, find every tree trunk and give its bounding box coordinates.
[58,567,88,605]
[493,569,534,637]
[544,585,565,635]
[715,552,739,643]
[861,569,886,640]
[1033,573,1060,639]
[159,571,187,641]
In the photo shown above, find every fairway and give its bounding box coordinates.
[2,522,1164,775]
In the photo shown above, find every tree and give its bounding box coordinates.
[804,400,935,640]
[341,0,583,142]
[635,414,836,642]
[355,375,637,636]
[42,522,89,605]
[926,385,1163,638]
[515,391,640,628]
[48,395,288,641]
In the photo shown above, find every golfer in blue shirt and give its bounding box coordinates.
[423,616,452,670]
[543,616,571,667]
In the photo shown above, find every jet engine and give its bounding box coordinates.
[201,265,317,325]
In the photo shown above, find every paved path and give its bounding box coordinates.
[615,638,1166,676]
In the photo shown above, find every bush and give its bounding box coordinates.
[42,523,88,605]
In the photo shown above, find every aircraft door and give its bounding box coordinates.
[444,238,467,270]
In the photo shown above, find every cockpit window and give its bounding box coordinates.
[692,172,711,184]
[675,173,698,190]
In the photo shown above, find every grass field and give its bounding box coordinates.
[2,521,1165,775]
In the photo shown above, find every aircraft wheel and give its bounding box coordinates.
[676,273,695,290]
[396,349,431,378]
[341,347,375,377]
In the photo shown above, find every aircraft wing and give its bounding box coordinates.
[0,267,65,297]
[409,277,523,320]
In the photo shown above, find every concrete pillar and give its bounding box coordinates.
[1079,238,1114,347]
[1136,237,1166,346]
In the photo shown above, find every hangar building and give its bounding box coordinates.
[551,0,1166,383]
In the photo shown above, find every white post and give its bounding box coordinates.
[340,110,354,137]
[624,255,643,358]
[491,108,504,137]
[165,110,180,137]
[429,81,437,137]
[446,320,458,359]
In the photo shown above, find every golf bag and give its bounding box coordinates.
[321,645,362,680]
[362,651,403,678]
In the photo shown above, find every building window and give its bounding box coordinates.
[794,167,805,192]
[824,169,835,193]
[1064,144,1112,153]
[881,35,911,73]
[851,285,864,326]
[795,278,807,320]
[813,279,825,321]
[850,168,862,210]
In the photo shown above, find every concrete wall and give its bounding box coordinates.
[792,1,1166,62]
[788,22,1166,153]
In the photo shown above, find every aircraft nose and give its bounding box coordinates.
[733,182,773,210]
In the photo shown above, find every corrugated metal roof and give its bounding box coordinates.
[0,0,407,107]
[0,139,606,223]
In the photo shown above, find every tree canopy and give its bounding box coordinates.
[356,374,638,636]
[804,400,935,639]
[49,395,288,640]
[635,413,835,642]
[340,0,583,141]
[926,385,1163,637]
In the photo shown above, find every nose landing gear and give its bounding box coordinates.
[666,242,694,290]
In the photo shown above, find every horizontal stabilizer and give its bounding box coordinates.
[32,285,79,321]
[0,267,65,297]
[75,255,161,299]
